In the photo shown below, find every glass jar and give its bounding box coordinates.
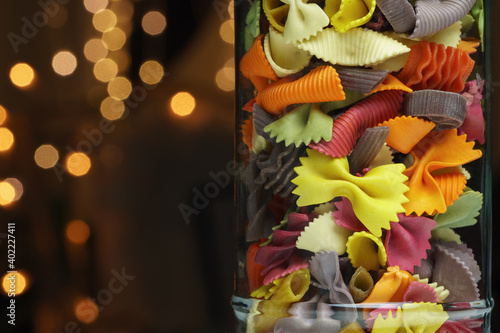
[233,1,493,332]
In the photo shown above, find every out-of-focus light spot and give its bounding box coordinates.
[4,178,23,202]
[139,61,164,85]
[170,92,195,117]
[108,49,130,72]
[9,63,35,88]
[2,272,27,295]
[34,145,59,169]
[0,106,7,126]
[84,0,108,13]
[84,39,109,63]
[107,77,132,100]
[66,153,91,177]
[215,67,235,92]
[93,58,118,82]
[74,298,99,324]
[0,128,14,152]
[102,28,126,51]
[110,0,134,22]
[100,97,125,120]
[100,144,123,168]
[225,57,235,69]
[52,51,77,76]
[65,220,91,245]
[142,11,166,35]
[0,182,15,206]
[228,0,234,18]
[93,9,117,32]
[219,19,234,44]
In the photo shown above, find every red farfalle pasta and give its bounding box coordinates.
[256,66,345,116]
[240,34,279,92]
[397,41,475,93]
[310,90,403,158]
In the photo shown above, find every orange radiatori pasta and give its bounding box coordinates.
[240,34,279,92]
[397,41,474,93]
[256,66,345,116]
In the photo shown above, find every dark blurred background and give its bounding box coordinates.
[0,1,497,332]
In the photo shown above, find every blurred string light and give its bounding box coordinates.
[93,58,118,82]
[83,0,108,14]
[9,63,35,88]
[74,298,99,324]
[65,152,92,177]
[102,28,126,51]
[0,128,14,152]
[34,144,59,169]
[107,77,132,100]
[4,178,23,202]
[2,272,28,295]
[141,11,167,36]
[65,220,91,245]
[219,19,234,44]
[93,9,117,32]
[84,39,109,63]
[0,105,7,126]
[215,66,235,92]
[100,97,125,120]
[110,0,134,23]
[108,49,130,72]
[139,61,164,85]
[170,92,195,117]
[52,51,78,76]
[0,181,15,206]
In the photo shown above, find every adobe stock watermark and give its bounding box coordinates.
[53,267,135,333]
[8,0,71,54]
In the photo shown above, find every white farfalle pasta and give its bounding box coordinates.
[281,0,330,43]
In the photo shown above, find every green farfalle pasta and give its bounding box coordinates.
[433,190,483,229]
[292,149,409,237]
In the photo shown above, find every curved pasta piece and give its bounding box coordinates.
[310,90,403,158]
[371,308,403,333]
[348,127,389,175]
[346,231,387,271]
[437,319,484,333]
[269,268,311,303]
[241,116,254,151]
[369,74,412,94]
[362,266,413,303]
[262,0,289,33]
[413,275,450,302]
[459,77,485,144]
[368,144,395,169]
[336,67,388,94]
[281,0,330,43]
[403,281,439,303]
[376,0,416,33]
[320,90,366,113]
[256,66,345,116]
[403,129,482,216]
[458,37,481,54]
[296,27,411,66]
[292,150,409,237]
[433,172,466,207]
[378,116,435,154]
[325,0,377,33]
[400,302,449,333]
[433,190,483,230]
[332,198,367,232]
[349,266,374,303]
[244,0,261,51]
[409,0,475,39]
[247,242,266,292]
[253,103,277,144]
[240,34,279,92]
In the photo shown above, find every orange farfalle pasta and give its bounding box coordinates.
[433,171,467,207]
[369,74,412,94]
[240,35,279,92]
[457,37,480,54]
[396,41,475,93]
[378,116,435,154]
[256,66,345,116]
[362,266,413,303]
[403,129,482,216]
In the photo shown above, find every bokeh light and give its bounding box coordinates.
[34,145,59,169]
[228,0,234,18]
[170,92,195,117]
[0,181,15,206]
[66,153,91,177]
[52,51,78,76]
[139,61,164,85]
[0,105,7,126]
[9,63,35,88]
[65,220,91,245]
[102,28,126,51]
[108,49,131,72]
[215,67,235,92]
[219,19,234,44]
[107,77,132,100]
[2,272,27,295]
[0,128,14,152]
[93,58,118,82]
[83,0,108,13]
[100,97,125,120]
[93,9,117,32]
[74,298,99,324]
[84,39,109,63]
[110,0,134,22]
[4,178,23,202]
[141,11,167,35]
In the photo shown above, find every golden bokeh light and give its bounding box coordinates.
[74,298,99,324]
[52,51,78,76]
[34,144,59,169]
[0,181,15,206]
[102,28,126,51]
[65,220,91,245]
[9,63,35,88]
[139,60,164,85]
[2,272,27,296]
[108,49,131,72]
[100,97,125,120]
[228,0,234,18]
[4,178,23,202]
[170,92,196,117]
[83,0,108,13]
[0,128,14,152]
[110,0,134,22]
[107,77,132,100]
[66,153,91,177]
[93,58,118,82]
[0,105,7,126]
[93,9,117,32]
[219,19,234,44]
[84,39,109,63]
[215,67,235,92]
[141,11,167,35]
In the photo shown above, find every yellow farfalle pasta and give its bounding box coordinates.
[325,0,377,33]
